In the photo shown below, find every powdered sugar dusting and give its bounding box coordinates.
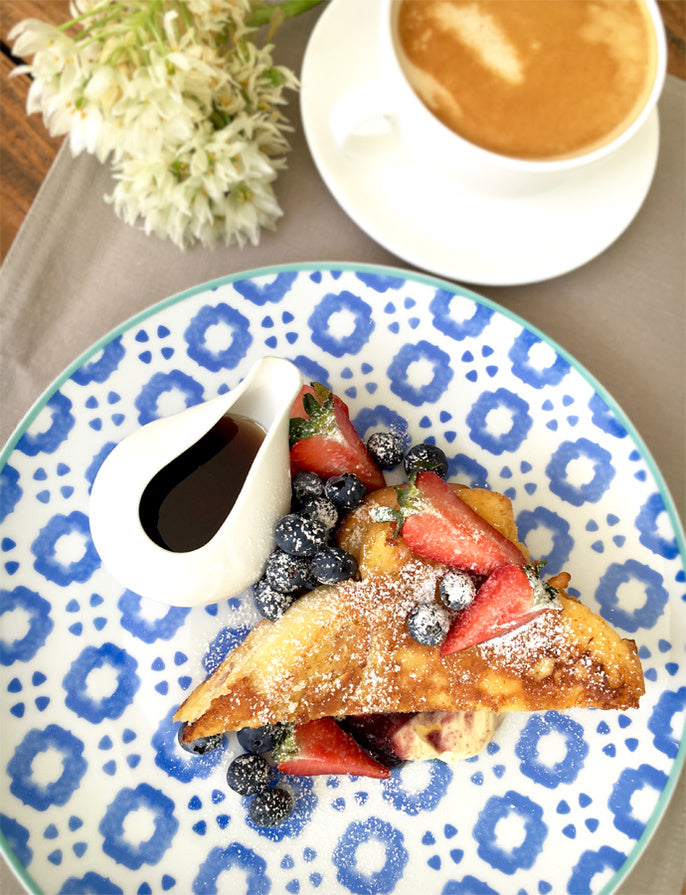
[477,601,632,698]
[479,609,566,663]
[181,514,643,737]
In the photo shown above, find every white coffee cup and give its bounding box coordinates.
[331,0,667,196]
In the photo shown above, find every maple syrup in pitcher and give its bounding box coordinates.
[139,413,266,553]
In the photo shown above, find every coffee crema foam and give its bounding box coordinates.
[396,0,657,161]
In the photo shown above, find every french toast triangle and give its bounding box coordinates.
[176,485,644,741]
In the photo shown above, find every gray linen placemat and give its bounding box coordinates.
[1,6,684,894]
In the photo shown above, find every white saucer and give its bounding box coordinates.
[300,0,660,286]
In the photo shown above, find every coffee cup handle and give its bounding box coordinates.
[330,81,396,149]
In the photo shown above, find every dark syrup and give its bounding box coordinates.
[139,413,266,553]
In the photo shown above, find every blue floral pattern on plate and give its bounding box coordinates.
[1,264,684,895]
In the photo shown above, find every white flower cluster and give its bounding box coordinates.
[10,0,302,248]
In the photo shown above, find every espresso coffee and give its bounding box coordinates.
[396,0,657,161]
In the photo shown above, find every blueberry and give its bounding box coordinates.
[177,723,223,755]
[366,432,404,469]
[253,577,296,620]
[439,568,477,611]
[237,723,284,754]
[291,471,324,508]
[249,786,295,826]
[311,545,358,585]
[274,513,328,557]
[324,473,366,511]
[404,443,449,478]
[299,496,339,532]
[302,565,323,592]
[406,602,451,646]
[264,549,311,593]
[226,753,272,795]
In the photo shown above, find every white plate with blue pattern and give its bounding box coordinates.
[1,263,684,895]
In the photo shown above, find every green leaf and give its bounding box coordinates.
[289,416,315,446]
[294,384,338,440]
[395,476,423,514]
[524,561,561,607]
[370,506,405,525]
[271,723,296,761]
[301,391,321,418]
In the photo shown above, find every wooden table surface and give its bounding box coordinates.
[1,0,685,263]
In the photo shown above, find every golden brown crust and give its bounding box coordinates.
[175,485,644,740]
[176,573,644,739]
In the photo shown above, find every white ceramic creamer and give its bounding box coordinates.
[89,356,303,606]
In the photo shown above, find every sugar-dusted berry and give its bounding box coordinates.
[226,753,272,795]
[264,549,311,593]
[406,602,451,646]
[366,432,404,469]
[274,513,328,557]
[439,568,478,611]
[441,562,560,655]
[249,786,295,826]
[324,473,366,511]
[311,545,357,585]
[253,576,297,620]
[299,496,339,531]
[291,470,324,508]
[404,442,449,478]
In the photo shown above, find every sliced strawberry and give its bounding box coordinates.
[289,383,385,491]
[275,717,391,779]
[393,470,526,575]
[441,562,560,655]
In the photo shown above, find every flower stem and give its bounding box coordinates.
[57,1,128,34]
[248,0,325,29]
[72,13,130,43]
[177,1,194,30]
